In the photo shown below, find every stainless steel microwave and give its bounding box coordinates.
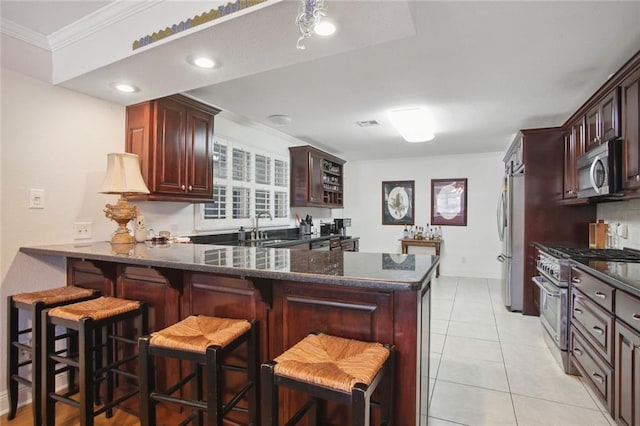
[576,139,622,198]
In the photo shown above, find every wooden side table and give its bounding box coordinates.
[400,239,442,277]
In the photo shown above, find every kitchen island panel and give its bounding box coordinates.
[23,243,437,425]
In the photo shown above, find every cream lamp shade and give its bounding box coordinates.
[100,153,149,245]
[99,152,150,194]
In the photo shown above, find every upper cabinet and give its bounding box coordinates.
[585,88,620,152]
[563,118,585,200]
[622,68,640,190]
[126,94,220,202]
[289,145,345,208]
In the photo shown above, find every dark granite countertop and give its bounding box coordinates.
[534,242,640,298]
[20,242,437,291]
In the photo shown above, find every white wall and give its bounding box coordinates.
[343,152,504,278]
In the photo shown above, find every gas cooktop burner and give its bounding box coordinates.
[548,247,640,262]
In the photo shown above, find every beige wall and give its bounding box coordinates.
[0,69,126,411]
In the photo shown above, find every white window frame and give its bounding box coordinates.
[195,135,290,231]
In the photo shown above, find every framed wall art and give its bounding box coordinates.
[382,180,414,225]
[431,178,468,226]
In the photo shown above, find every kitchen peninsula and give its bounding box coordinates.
[20,242,437,425]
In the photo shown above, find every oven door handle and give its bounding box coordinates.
[531,276,561,298]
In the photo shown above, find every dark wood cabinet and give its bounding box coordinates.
[615,290,640,426]
[622,68,640,190]
[615,319,640,426]
[570,270,616,414]
[290,145,345,208]
[585,89,620,152]
[126,94,220,202]
[563,120,585,199]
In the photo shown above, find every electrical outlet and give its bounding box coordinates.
[73,222,92,240]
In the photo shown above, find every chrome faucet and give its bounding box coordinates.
[254,211,273,239]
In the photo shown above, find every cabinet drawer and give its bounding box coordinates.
[572,289,614,365]
[570,326,614,414]
[616,290,640,334]
[571,267,614,312]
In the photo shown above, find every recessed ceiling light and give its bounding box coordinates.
[111,83,138,93]
[388,107,435,143]
[191,56,215,69]
[267,114,293,126]
[314,20,336,36]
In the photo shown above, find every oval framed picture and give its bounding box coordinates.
[382,180,414,225]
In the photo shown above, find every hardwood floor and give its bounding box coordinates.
[0,403,140,426]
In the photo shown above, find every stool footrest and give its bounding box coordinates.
[110,335,136,345]
[150,392,207,411]
[222,363,247,373]
[49,354,79,368]
[286,398,317,426]
[14,341,31,352]
[95,353,137,376]
[94,389,139,416]
[17,328,32,336]
[163,371,196,396]
[12,374,31,387]
[222,382,253,417]
[17,359,32,368]
[49,393,80,408]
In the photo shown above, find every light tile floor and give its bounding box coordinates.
[424,276,616,426]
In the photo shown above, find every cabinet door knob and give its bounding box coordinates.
[181,185,186,191]
[632,313,640,321]
[592,372,604,384]
[594,291,607,299]
[573,347,583,356]
[188,185,193,191]
[574,308,583,315]
[592,326,604,335]
[636,175,640,182]
[572,277,581,283]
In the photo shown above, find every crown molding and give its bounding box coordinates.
[48,0,160,51]
[0,18,50,50]
[1,0,161,52]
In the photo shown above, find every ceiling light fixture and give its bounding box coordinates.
[111,83,138,93]
[314,20,336,36]
[296,0,329,50]
[191,56,215,69]
[268,114,293,126]
[388,107,435,143]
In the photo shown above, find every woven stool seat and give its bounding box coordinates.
[274,333,389,392]
[12,285,94,305]
[48,296,140,321]
[150,315,251,353]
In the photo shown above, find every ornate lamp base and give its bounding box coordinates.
[104,195,139,245]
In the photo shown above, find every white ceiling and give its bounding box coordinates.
[2,0,640,161]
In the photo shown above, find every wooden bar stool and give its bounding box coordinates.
[138,315,258,426]
[261,333,395,426]
[6,285,99,425]
[42,296,148,426]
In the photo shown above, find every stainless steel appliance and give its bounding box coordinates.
[532,251,573,373]
[534,246,640,374]
[497,158,524,311]
[334,218,351,237]
[576,139,622,199]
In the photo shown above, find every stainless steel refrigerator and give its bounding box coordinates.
[497,168,524,311]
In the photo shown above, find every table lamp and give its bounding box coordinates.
[99,153,150,244]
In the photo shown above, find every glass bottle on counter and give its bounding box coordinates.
[403,226,409,239]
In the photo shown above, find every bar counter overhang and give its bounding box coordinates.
[20,242,438,425]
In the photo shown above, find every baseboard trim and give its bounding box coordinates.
[0,375,68,416]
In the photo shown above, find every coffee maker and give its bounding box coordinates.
[333,218,351,237]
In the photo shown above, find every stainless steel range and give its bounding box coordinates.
[534,246,640,374]
[532,251,573,373]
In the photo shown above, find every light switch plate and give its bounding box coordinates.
[29,189,45,209]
